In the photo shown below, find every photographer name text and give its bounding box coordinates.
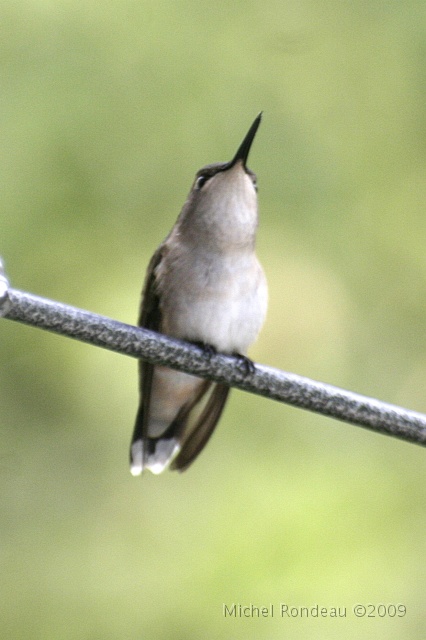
[223,602,406,619]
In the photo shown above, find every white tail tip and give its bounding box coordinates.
[130,438,180,476]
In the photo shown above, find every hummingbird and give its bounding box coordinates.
[130,113,268,475]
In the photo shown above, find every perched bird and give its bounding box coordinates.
[130,114,267,475]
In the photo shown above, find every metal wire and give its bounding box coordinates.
[1,270,426,449]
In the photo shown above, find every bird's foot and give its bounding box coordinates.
[192,341,218,360]
[233,353,256,376]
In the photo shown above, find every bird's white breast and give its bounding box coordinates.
[159,248,267,354]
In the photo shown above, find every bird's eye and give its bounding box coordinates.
[252,177,258,192]
[195,175,209,190]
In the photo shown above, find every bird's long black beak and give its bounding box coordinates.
[229,112,262,169]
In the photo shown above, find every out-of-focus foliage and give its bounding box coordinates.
[1,1,426,638]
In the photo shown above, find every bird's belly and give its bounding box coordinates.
[184,295,261,353]
[163,256,267,354]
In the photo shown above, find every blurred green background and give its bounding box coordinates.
[1,0,426,638]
